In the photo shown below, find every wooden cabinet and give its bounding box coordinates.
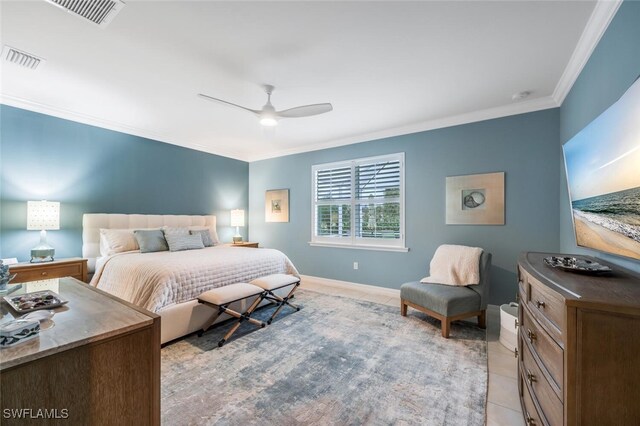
[0,278,160,425]
[517,252,640,425]
[10,258,88,283]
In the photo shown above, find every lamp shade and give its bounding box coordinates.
[27,201,60,231]
[230,209,245,227]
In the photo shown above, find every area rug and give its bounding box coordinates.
[161,290,487,425]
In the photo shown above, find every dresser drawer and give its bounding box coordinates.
[518,267,528,298]
[12,263,84,283]
[521,304,563,399]
[521,372,545,426]
[521,335,563,426]
[526,274,564,345]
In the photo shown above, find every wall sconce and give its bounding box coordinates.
[230,209,245,244]
[27,200,60,263]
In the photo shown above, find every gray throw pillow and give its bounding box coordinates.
[134,230,169,253]
[189,229,213,247]
[165,233,205,252]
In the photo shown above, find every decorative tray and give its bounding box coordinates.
[3,290,68,314]
[543,256,612,274]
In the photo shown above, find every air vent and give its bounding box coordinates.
[44,0,126,28]
[1,46,45,70]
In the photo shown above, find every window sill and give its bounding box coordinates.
[308,242,409,252]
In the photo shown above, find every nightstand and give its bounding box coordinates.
[9,258,88,284]
[224,242,259,248]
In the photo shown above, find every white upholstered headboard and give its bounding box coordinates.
[82,213,217,272]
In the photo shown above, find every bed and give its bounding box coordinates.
[83,213,299,343]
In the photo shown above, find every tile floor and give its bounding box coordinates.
[300,280,524,426]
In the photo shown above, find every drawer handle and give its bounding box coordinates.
[514,347,518,359]
[527,329,536,344]
[535,300,545,309]
[515,318,519,328]
[41,272,48,276]
[525,412,535,425]
[527,370,537,386]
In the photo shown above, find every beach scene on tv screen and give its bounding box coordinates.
[564,78,640,261]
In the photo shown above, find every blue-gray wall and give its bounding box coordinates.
[0,105,249,261]
[559,0,640,274]
[249,109,561,304]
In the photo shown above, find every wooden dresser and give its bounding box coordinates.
[10,258,88,283]
[0,278,160,425]
[517,252,640,425]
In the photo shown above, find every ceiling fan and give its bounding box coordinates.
[198,85,333,126]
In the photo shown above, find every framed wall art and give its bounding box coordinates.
[265,189,290,223]
[446,172,504,225]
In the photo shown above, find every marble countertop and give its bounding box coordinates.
[0,277,154,370]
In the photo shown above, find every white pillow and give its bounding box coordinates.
[188,226,220,246]
[99,229,139,256]
[162,226,190,236]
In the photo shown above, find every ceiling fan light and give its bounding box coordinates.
[260,117,278,127]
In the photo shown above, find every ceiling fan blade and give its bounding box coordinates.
[276,103,333,118]
[197,93,260,115]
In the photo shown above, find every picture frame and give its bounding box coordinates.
[265,189,290,223]
[446,172,504,225]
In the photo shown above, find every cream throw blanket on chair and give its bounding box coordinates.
[420,244,483,286]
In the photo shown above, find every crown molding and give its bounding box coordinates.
[0,94,248,161]
[248,95,559,162]
[552,0,622,105]
[2,91,558,165]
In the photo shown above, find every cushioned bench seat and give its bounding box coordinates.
[199,283,264,306]
[251,273,299,290]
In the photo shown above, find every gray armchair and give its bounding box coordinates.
[400,251,491,338]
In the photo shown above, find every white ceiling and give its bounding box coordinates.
[0,1,619,162]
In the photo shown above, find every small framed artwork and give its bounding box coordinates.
[265,189,289,223]
[446,172,504,225]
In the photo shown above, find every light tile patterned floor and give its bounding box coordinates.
[300,280,524,426]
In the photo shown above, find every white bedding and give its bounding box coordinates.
[90,246,299,312]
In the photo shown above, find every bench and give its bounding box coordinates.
[250,274,301,324]
[198,283,266,347]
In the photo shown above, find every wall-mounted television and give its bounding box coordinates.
[563,77,640,261]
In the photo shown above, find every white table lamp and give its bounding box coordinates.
[27,200,60,262]
[230,209,245,243]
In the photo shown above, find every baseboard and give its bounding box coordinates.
[299,274,400,298]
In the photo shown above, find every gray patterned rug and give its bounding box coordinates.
[161,290,487,425]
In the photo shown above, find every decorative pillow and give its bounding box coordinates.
[99,229,139,256]
[188,226,220,246]
[134,230,169,253]
[189,229,213,247]
[165,233,205,252]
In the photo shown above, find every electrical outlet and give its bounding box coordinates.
[353,262,358,270]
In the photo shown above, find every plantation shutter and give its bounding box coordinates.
[354,159,401,239]
[314,166,352,237]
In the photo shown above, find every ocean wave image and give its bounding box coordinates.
[572,186,640,244]
[573,210,640,243]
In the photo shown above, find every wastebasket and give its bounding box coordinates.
[499,302,518,352]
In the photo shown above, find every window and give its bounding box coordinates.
[311,153,406,251]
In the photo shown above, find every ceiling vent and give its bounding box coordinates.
[44,0,126,28]
[2,46,45,70]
